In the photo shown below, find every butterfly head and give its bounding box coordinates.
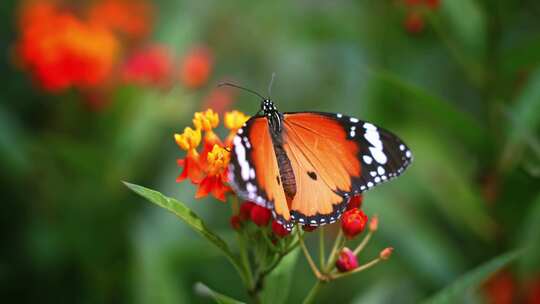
[261,99,283,134]
[262,99,278,116]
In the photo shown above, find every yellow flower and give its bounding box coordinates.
[206,144,230,175]
[224,110,250,131]
[193,109,219,131]
[174,127,201,152]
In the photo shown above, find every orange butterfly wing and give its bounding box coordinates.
[228,117,291,226]
[282,113,361,225]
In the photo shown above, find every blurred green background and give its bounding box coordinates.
[1,0,540,303]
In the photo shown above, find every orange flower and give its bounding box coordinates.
[121,45,173,86]
[175,127,203,183]
[16,1,119,91]
[180,46,213,89]
[195,144,231,201]
[175,109,248,202]
[88,0,154,41]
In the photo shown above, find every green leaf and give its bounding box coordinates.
[422,250,522,304]
[261,248,300,304]
[195,282,245,304]
[518,193,540,275]
[370,69,488,153]
[501,68,540,170]
[123,182,247,285]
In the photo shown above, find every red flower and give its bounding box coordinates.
[16,2,119,92]
[404,11,424,34]
[230,215,242,230]
[239,201,256,220]
[272,220,290,238]
[341,208,368,239]
[347,194,363,210]
[88,0,154,41]
[180,46,213,89]
[483,270,515,304]
[335,247,358,272]
[121,46,173,86]
[250,205,271,227]
[425,0,440,9]
[526,277,540,304]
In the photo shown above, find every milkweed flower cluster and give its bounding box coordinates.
[14,0,214,109]
[174,109,250,201]
[16,1,119,91]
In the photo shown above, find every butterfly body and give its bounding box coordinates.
[228,98,413,230]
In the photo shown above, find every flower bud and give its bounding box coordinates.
[250,205,271,227]
[347,194,363,210]
[230,215,242,230]
[369,215,379,232]
[341,208,368,239]
[271,220,290,238]
[380,247,394,260]
[335,247,359,272]
[239,201,255,220]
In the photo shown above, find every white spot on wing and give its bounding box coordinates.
[362,155,373,164]
[350,117,359,123]
[369,147,388,164]
[377,166,385,175]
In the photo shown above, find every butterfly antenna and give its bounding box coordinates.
[218,82,265,100]
[268,72,276,98]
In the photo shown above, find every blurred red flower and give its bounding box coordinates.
[483,270,515,304]
[121,46,173,86]
[404,11,424,34]
[341,208,368,239]
[425,0,440,10]
[88,0,154,41]
[230,215,242,230]
[250,205,272,227]
[239,201,256,220]
[16,1,119,92]
[180,46,213,89]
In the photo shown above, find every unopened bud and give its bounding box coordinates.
[369,215,379,232]
[380,247,394,260]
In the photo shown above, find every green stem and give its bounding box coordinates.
[329,258,381,280]
[302,280,324,304]
[319,227,325,268]
[237,231,254,289]
[324,230,344,272]
[353,231,372,255]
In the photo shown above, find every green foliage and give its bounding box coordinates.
[123,182,248,285]
[423,250,522,304]
[195,283,246,304]
[261,248,300,304]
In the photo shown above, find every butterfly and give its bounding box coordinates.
[225,84,413,230]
